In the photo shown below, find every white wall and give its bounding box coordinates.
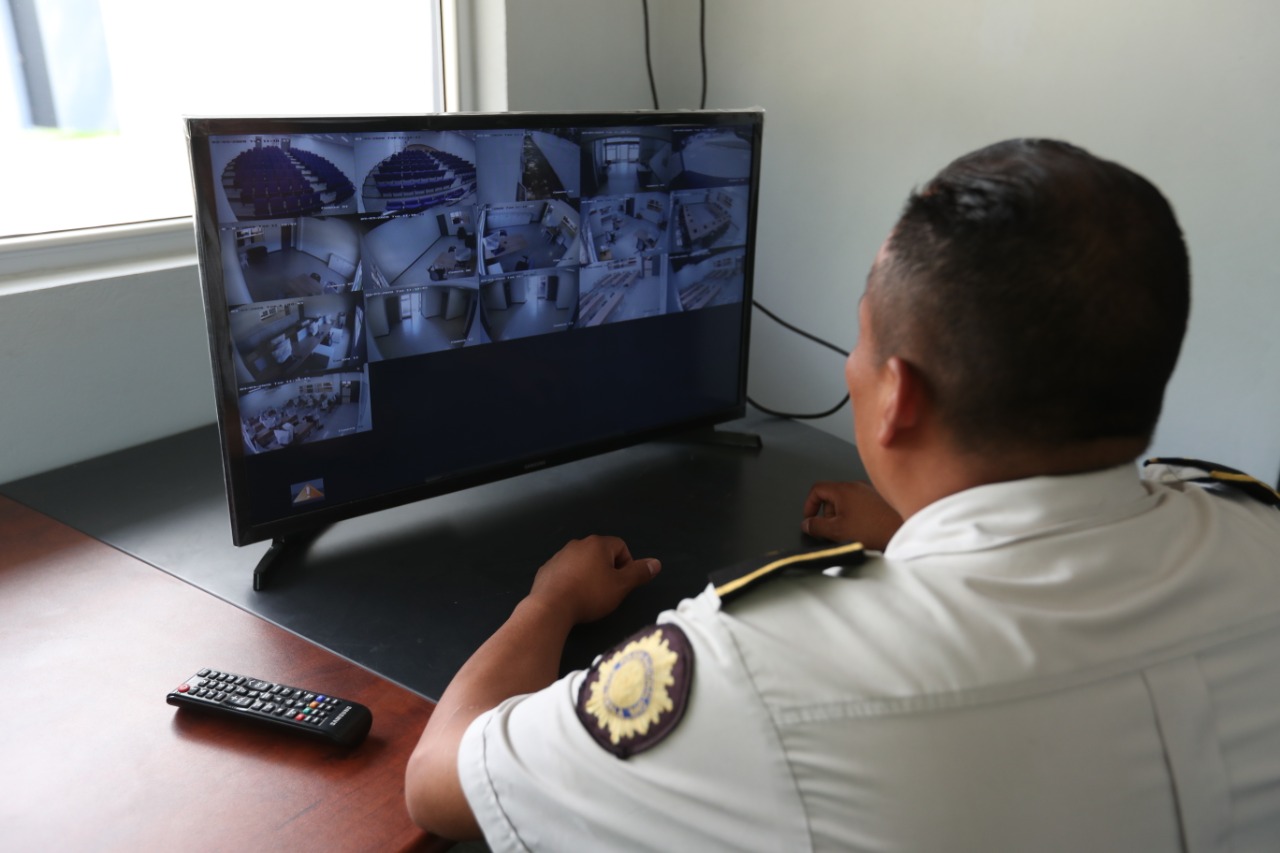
[0,263,214,483]
[506,0,1280,481]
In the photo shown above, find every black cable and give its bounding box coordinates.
[752,300,849,358]
[699,0,707,109]
[641,0,708,109]
[748,393,850,421]
[641,0,660,109]
[748,301,852,420]
[639,4,842,420]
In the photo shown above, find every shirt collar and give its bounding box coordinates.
[884,463,1156,561]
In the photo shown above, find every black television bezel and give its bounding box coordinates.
[186,109,764,546]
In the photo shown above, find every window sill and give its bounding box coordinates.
[0,219,198,296]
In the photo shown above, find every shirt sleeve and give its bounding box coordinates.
[456,588,811,852]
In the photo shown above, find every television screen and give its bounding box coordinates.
[186,110,763,546]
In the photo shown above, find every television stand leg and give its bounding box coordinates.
[253,527,327,591]
[675,427,763,450]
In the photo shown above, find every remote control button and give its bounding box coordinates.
[177,684,190,693]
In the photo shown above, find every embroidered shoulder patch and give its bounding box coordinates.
[575,623,694,759]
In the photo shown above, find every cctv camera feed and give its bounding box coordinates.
[194,113,759,541]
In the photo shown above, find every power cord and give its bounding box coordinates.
[641,0,708,109]
[747,301,851,420]
[641,0,848,419]
[641,0,660,109]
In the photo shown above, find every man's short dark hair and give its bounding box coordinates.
[876,139,1190,452]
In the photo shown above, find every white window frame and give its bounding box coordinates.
[0,0,515,297]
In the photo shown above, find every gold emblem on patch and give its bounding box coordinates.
[575,624,693,758]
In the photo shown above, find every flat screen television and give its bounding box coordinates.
[186,109,763,550]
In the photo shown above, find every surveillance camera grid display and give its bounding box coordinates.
[207,122,754,458]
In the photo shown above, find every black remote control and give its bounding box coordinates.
[166,668,373,747]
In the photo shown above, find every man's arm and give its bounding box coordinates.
[404,535,661,840]
[802,480,904,550]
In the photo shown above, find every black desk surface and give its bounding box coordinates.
[2,414,865,700]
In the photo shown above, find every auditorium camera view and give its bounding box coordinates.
[479,270,579,342]
[210,135,358,223]
[474,128,581,205]
[362,207,478,292]
[478,200,580,275]
[580,127,681,195]
[219,217,363,306]
[365,284,484,360]
[670,248,747,312]
[237,369,373,455]
[577,256,667,326]
[352,130,478,217]
[580,193,670,264]
[671,186,751,253]
[229,294,367,387]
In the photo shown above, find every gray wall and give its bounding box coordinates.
[506,0,1280,480]
[1,0,1276,487]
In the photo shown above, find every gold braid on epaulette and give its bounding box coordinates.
[1143,457,1280,508]
[711,541,866,603]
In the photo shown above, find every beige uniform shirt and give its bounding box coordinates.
[459,464,1280,851]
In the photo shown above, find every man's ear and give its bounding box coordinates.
[875,356,923,447]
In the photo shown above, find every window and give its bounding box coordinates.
[0,0,443,240]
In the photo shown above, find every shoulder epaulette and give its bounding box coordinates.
[1143,457,1280,508]
[710,541,866,603]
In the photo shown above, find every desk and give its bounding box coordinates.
[1,415,866,702]
[432,249,460,273]
[0,496,446,852]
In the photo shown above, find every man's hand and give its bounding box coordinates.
[802,481,904,551]
[528,535,662,626]
[406,535,659,840]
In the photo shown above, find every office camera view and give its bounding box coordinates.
[207,122,753,456]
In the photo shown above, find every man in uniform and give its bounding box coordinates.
[406,139,1280,850]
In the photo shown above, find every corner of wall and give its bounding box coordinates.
[448,0,508,112]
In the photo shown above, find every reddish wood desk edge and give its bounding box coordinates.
[0,495,451,852]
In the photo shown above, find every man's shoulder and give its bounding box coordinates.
[1142,456,1280,509]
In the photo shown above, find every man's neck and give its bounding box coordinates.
[888,436,1147,521]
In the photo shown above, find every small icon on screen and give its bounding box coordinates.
[291,479,326,505]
